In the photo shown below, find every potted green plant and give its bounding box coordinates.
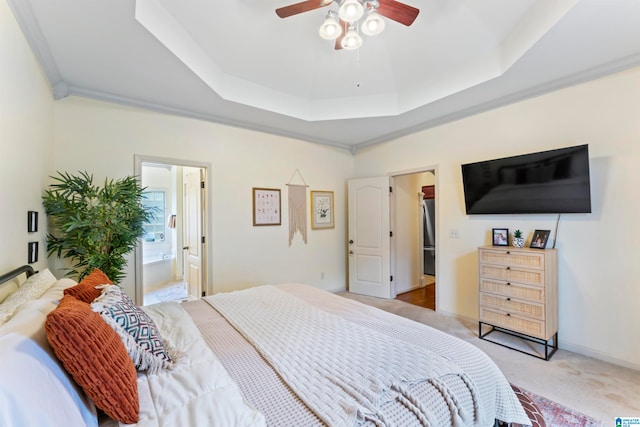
[512,229,525,248]
[42,171,155,284]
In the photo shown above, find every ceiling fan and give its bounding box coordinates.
[276,0,419,50]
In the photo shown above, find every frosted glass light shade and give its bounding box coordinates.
[319,11,343,40]
[341,27,363,50]
[338,0,364,23]
[362,10,385,36]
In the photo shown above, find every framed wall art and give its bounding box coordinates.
[27,211,38,233]
[311,190,334,229]
[252,187,281,226]
[492,228,509,246]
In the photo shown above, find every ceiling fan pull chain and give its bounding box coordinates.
[356,48,361,88]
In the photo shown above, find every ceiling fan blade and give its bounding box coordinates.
[334,19,349,50]
[276,0,333,18]
[377,0,419,26]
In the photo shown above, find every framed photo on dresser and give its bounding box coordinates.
[492,228,509,246]
[530,230,550,249]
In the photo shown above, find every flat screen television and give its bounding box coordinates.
[461,144,592,214]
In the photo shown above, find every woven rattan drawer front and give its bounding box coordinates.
[480,292,544,320]
[479,264,544,287]
[480,308,544,338]
[479,249,545,270]
[479,279,544,303]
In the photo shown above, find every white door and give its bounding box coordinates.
[183,168,203,299]
[348,176,392,298]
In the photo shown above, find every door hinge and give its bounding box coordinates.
[390,275,393,282]
[389,186,393,193]
[201,181,205,189]
[201,236,205,244]
[390,231,393,237]
[202,291,206,297]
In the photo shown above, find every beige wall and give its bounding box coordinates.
[354,67,640,369]
[52,97,354,297]
[0,0,55,275]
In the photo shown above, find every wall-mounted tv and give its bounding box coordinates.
[461,144,592,214]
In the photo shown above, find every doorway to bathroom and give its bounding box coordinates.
[133,155,209,306]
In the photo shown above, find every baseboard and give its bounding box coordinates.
[434,310,640,371]
[327,285,347,294]
[559,340,640,371]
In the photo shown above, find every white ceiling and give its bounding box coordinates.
[8,0,640,152]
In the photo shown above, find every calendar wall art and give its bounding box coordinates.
[252,187,281,226]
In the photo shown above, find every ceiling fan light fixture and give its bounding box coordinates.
[338,0,364,23]
[361,10,385,36]
[319,11,342,40]
[341,26,363,50]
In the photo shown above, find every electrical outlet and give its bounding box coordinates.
[449,228,460,238]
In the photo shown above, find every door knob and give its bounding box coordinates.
[183,246,189,250]
[349,240,354,244]
[349,250,354,255]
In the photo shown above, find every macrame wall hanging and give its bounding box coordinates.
[286,169,308,247]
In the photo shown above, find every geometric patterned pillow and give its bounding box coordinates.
[91,285,173,374]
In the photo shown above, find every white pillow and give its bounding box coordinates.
[0,277,97,427]
[0,332,98,427]
[0,281,19,304]
[0,269,57,325]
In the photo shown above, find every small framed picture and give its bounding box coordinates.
[28,241,39,264]
[530,229,551,249]
[492,228,509,246]
[311,190,334,229]
[252,187,281,226]
[27,211,38,233]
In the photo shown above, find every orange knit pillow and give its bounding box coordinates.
[45,295,139,424]
[64,268,112,303]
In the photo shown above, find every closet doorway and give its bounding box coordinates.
[133,155,209,306]
[392,169,436,311]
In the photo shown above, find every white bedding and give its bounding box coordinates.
[0,272,528,427]
[208,285,479,426]
[203,284,530,427]
[123,302,265,427]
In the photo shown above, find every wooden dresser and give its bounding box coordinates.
[478,245,558,360]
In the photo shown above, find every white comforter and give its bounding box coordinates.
[122,303,265,427]
[206,284,530,427]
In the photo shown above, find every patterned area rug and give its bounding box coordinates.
[510,384,603,427]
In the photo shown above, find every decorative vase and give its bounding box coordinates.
[512,237,525,248]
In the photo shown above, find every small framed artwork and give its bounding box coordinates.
[530,229,551,249]
[492,228,509,246]
[28,241,38,264]
[252,187,281,226]
[311,190,334,229]
[27,211,38,233]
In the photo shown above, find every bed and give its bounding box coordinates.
[0,265,531,427]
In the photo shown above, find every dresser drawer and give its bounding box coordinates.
[480,307,545,338]
[480,292,544,320]
[479,264,544,287]
[480,279,544,303]
[479,248,545,270]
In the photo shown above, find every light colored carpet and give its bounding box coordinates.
[338,291,640,427]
